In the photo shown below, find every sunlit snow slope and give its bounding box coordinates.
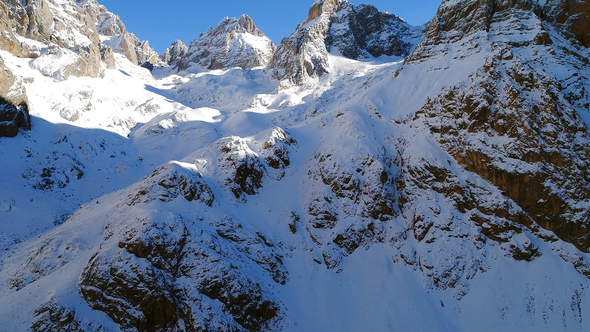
[1,0,590,331]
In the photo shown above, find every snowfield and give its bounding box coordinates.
[0,0,590,331]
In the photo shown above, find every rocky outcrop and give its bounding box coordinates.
[95,9,126,36]
[0,0,105,78]
[99,44,116,69]
[0,0,43,59]
[202,127,297,201]
[79,210,283,331]
[535,0,590,47]
[0,56,15,96]
[160,40,188,68]
[177,15,275,71]
[0,0,160,79]
[402,0,590,252]
[30,299,106,332]
[99,24,160,66]
[0,0,100,50]
[72,129,295,330]
[416,55,590,252]
[326,3,424,59]
[77,159,287,331]
[407,0,589,64]
[0,96,30,138]
[268,0,341,84]
[81,0,161,66]
[268,0,424,84]
[125,162,215,207]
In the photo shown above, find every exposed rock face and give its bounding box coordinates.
[268,0,424,84]
[136,40,160,65]
[160,40,188,68]
[545,0,590,47]
[0,0,104,77]
[98,19,160,66]
[78,209,283,331]
[77,159,289,331]
[326,3,424,59]
[0,96,30,138]
[99,44,116,69]
[177,15,276,71]
[0,0,100,51]
[268,0,341,84]
[190,127,297,201]
[401,0,590,252]
[30,299,103,332]
[95,9,126,36]
[0,0,160,79]
[407,0,589,64]
[80,0,161,66]
[126,162,215,207]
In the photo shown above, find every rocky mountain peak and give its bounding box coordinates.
[204,14,265,37]
[328,2,424,59]
[306,0,342,23]
[236,14,264,36]
[268,0,424,85]
[177,14,276,71]
[160,40,189,67]
[89,2,160,66]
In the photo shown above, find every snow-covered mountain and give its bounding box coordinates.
[268,0,424,85]
[176,15,276,72]
[0,0,159,80]
[1,0,590,331]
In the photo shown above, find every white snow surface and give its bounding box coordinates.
[0,3,590,331]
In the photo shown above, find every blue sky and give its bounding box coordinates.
[97,0,442,54]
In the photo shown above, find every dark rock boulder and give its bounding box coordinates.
[0,96,30,138]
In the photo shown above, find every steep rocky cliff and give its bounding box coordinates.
[1,0,590,331]
[84,1,160,66]
[177,15,275,72]
[0,0,159,82]
[326,2,424,59]
[160,40,189,68]
[400,0,590,252]
[268,0,424,85]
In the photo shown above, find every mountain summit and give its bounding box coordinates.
[269,0,424,84]
[177,14,276,71]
